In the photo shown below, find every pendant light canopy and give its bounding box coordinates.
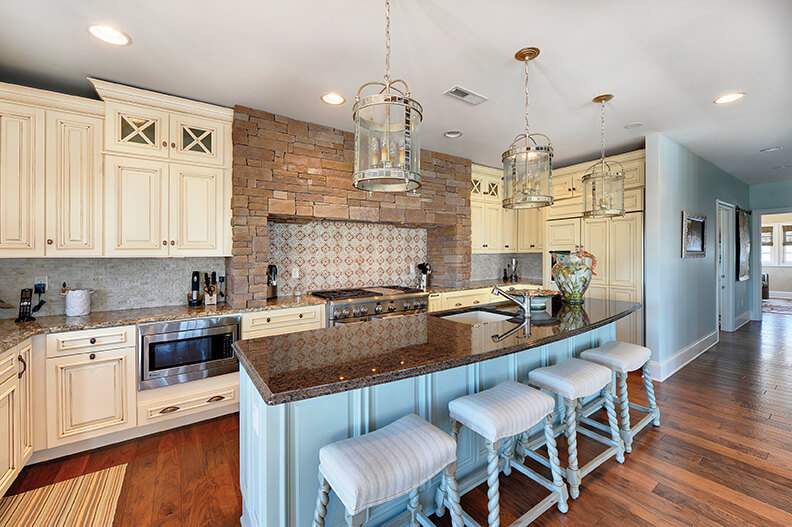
[582,94,625,218]
[502,47,554,209]
[352,0,423,193]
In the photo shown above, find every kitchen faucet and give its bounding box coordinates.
[491,286,531,319]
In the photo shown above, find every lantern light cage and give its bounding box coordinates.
[582,94,626,218]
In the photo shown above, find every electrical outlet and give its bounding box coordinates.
[291,267,300,279]
[409,263,416,276]
[34,276,47,294]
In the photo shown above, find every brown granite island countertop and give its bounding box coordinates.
[234,298,640,405]
[0,294,326,354]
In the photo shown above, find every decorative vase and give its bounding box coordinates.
[551,250,597,304]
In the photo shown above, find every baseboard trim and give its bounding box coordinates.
[734,311,751,330]
[769,290,792,299]
[647,330,719,382]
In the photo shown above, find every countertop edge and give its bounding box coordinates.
[238,302,641,406]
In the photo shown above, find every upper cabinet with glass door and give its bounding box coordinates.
[105,101,170,158]
[168,113,224,166]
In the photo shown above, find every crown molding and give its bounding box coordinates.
[0,81,103,116]
[88,77,233,122]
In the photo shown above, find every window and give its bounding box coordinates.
[762,223,792,266]
[784,226,792,264]
[761,226,774,265]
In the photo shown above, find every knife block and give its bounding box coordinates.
[205,293,217,305]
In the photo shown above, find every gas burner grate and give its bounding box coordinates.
[311,288,377,300]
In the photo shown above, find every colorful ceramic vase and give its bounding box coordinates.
[551,250,597,304]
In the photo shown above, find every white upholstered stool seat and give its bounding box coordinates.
[580,341,660,454]
[528,358,612,400]
[441,382,568,527]
[314,413,463,527]
[448,381,555,443]
[580,341,652,373]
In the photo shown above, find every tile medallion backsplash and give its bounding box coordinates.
[269,221,427,295]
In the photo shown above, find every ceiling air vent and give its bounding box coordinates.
[444,85,488,105]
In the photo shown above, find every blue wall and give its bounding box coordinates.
[645,133,750,371]
[750,181,792,210]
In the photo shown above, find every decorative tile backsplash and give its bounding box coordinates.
[0,258,226,318]
[269,221,427,295]
[471,253,543,282]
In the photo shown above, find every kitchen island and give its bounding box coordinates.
[234,298,640,527]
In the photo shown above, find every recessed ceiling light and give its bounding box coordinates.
[624,121,644,130]
[88,25,131,46]
[443,130,463,139]
[713,92,745,105]
[321,92,345,105]
[759,146,783,153]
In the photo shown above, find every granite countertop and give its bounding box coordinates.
[234,298,640,405]
[431,278,544,294]
[0,294,326,355]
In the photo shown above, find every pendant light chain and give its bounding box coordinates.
[600,100,606,162]
[523,58,531,135]
[384,0,391,85]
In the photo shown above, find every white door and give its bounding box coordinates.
[17,343,33,465]
[0,102,45,256]
[169,164,224,255]
[46,348,136,447]
[0,374,19,495]
[105,155,170,256]
[45,111,103,256]
[105,101,170,158]
[169,114,225,166]
[582,217,610,285]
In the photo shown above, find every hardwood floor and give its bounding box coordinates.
[6,314,792,526]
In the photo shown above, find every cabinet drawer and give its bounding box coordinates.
[547,197,584,220]
[442,289,491,310]
[138,383,237,426]
[0,346,16,385]
[622,158,645,189]
[624,188,644,212]
[242,305,324,339]
[46,326,135,358]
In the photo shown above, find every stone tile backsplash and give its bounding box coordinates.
[269,221,427,295]
[471,253,543,282]
[0,258,226,318]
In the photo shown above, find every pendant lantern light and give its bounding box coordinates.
[502,47,553,209]
[352,0,423,192]
[582,94,625,218]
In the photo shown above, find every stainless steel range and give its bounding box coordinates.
[312,286,430,326]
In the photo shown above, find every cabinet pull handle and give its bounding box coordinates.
[90,337,97,344]
[17,356,26,379]
[160,406,180,414]
[482,244,488,248]
[504,245,509,248]
[170,240,175,246]
[162,140,168,147]
[89,353,96,360]
[298,313,303,318]
[171,142,176,148]
[473,300,480,304]
[47,239,53,245]
[266,317,271,323]
[455,303,463,307]
[207,395,225,403]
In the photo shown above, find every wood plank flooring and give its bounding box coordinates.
[6,314,792,526]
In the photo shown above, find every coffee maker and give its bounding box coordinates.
[417,262,432,291]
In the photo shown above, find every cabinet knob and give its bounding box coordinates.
[171,142,176,148]
[89,337,97,344]
[170,240,175,246]
[47,239,53,245]
[473,300,480,305]
[162,140,168,147]
[89,353,96,360]
[162,240,168,246]
[504,245,510,248]
[266,317,271,323]
[298,313,303,318]
[207,395,225,403]
[483,244,488,248]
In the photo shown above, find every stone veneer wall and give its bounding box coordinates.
[228,105,471,308]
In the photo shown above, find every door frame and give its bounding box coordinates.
[715,200,736,331]
[750,206,792,321]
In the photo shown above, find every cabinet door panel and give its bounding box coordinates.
[582,217,609,285]
[0,102,45,256]
[482,203,501,253]
[105,156,170,256]
[610,287,643,345]
[47,348,135,447]
[471,200,485,253]
[169,164,223,255]
[609,213,643,290]
[169,114,225,166]
[544,218,581,287]
[105,101,169,158]
[501,208,517,252]
[0,375,19,496]
[45,111,103,256]
[551,173,573,200]
[17,343,33,464]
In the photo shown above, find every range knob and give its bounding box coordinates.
[374,304,383,314]
[341,307,351,318]
[333,309,342,319]
[359,306,369,316]
[387,303,397,312]
[352,307,361,317]
[413,301,423,310]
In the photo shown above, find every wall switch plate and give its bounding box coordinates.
[33,276,47,293]
[291,268,299,279]
[409,263,416,276]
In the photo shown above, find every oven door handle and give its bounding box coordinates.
[142,324,237,344]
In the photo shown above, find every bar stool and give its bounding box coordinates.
[313,413,463,527]
[528,358,624,499]
[580,341,660,453]
[439,381,568,527]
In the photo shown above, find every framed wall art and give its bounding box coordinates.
[682,211,706,258]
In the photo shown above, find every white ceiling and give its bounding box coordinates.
[1,0,790,183]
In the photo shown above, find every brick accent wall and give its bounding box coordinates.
[228,105,471,307]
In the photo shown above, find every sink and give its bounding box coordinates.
[438,309,516,325]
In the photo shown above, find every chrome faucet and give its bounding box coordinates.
[491,286,531,319]
[491,319,531,342]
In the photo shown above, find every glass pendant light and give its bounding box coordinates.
[582,94,625,218]
[502,47,553,209]
[352,0,423,192]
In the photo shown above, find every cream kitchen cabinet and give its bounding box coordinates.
[441,288,492,310]
[105,156,225,256]
[104,100,171,159]
[517,207,545,252]
[0,340,33,496]
[16,342,33,464]
[0,101,45,257]
[582,217,610,285]
[471,199,503,253]
[168,113,226,167]
[44,111,104,256]
[501,208,517,252]
[241,305,325,339]
[46,346,137,448]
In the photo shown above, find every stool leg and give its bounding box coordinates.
[618,371,633,453]
[312,472,330,527]
[486,440,501,527]
[444,462,464,527]
[642,364,661,426]
[564,398,580,499]
[501,436,515,476]
[345,511,365,527]
[435,420,460,517]
[407,488,420,526]
[544,414,569,513]
[603,383,625,464]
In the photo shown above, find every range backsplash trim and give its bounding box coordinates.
[269,221,427,295]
